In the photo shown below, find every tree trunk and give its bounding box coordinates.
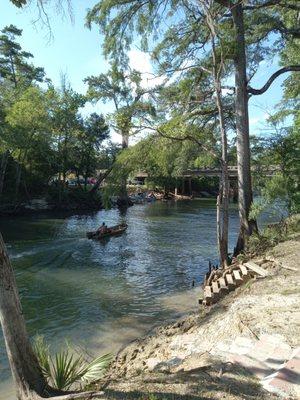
[206,8,229,268]
[213,73,229,267]
[231,3,257,255]
[118,131,130,206]
[90,165,114,194]
[0,236,109,400]
[0,150,9,198]
[122,133,128,150]
[15,162,22,203]
[0,233,52,399]
[216,191,228,267]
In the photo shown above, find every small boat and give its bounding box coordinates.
[86,223,127,240]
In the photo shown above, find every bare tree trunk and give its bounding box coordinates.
[118,131,130,206]
[214,78,229,267]
[0,150,9,198]
[205,4,229,267]
[122,133,128,150]
[216,189,228,267]
[15,162,22,202]
[90,165,114,194]
[0,233,115,400]
[231,3,257,255]
[0,233,51,399]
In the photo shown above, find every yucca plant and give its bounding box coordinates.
[33,336,112,390]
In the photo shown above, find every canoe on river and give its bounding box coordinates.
[86,223,128,240]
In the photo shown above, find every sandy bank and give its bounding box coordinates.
[93,230,300,400]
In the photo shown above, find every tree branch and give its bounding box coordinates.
[247,66,300,95]
[243,0,300,11]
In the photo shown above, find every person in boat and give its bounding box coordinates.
[97,222,108,234]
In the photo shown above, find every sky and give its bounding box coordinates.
[0,0,289,143]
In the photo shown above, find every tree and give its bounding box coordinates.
[0,233,55,400]
[5,86,51,201]
[72,113,109,190]
[85,63,155,149]
[48,80,85,199]
[0,24,46,199]
[86,0,300,252]
[85,62,156,203]
[0,25,45,89]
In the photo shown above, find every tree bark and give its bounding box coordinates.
[0,233,51,399]
[122,133,128,150]
[213,62,229,267]
[0,235,107,400]
[15,161,22,202]
[90,165,114,194]
[118,131,130,206]
[0,150,9,198]
[231,3,257,255]
[205,5,229,267]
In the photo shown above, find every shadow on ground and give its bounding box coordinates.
[101,361,277,400]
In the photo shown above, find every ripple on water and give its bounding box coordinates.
[0,200,280,394]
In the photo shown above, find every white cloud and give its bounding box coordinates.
[249,117,260,126]
[128,49,165,89]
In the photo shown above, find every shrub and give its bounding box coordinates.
[33,336,112,390]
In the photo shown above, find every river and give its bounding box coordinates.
[0,199,277,398]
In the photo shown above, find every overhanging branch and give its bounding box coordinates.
[243,0,300,11]
[247,66,300,95]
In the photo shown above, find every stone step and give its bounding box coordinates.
[225,273,236,290]
[212,281,220,298]
[244,261,269,277]
[240,264,249,277]
[218,277,229,294]
[204,285,213,305]
[232,269,243,285]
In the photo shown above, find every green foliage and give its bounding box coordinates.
[85,62,156,145]
[251,127,300,217]
[85,0,299,214]
[0,27,111,205]
[10,0,26,7]
[46,186,102,210]
[0,24,45,88]
[33,336,112,390]
[247,214,300,255]
[6,86,49,131]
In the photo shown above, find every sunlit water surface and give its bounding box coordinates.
[0,200,279,398]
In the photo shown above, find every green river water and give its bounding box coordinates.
[0,199,278,398]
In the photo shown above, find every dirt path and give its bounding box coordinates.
[93,231,300,400]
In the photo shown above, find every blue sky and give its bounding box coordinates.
[1,0,289,142]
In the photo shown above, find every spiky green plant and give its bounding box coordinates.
[33,336,112,390]
[80,353,113,384]
[33,335,51,378]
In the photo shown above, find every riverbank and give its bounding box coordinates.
[1,200,235,399]
[0,194,103,217]
[91,217,300,399]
